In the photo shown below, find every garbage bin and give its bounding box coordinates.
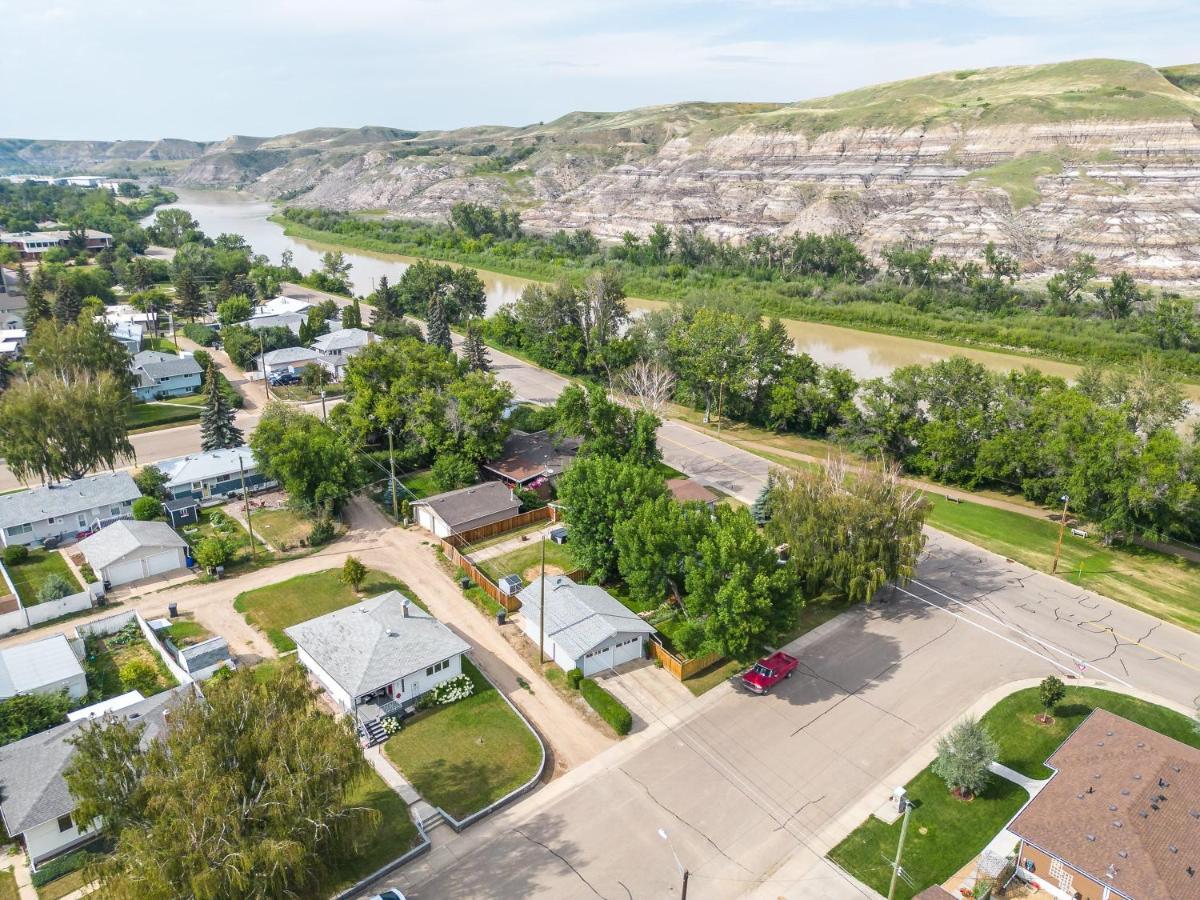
[168,602,178,618]
[459,577,471,590]
[496,609,507,626]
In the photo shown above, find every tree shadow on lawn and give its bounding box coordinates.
[411,757,509,821]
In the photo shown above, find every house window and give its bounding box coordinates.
[5,523,31,537]
[57,814,73,833]
[77,514,87,528]
[425,659,449,677]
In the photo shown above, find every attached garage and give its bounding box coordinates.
[76,520,190,587]
[515,575,656,676]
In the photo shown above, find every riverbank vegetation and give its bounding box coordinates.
[278,203,1200,377]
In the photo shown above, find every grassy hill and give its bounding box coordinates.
[1161,63,1200,96]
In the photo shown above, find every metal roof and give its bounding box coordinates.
[0,472,141,529]
[0,634,85,699]
[515,576,656,660]
[284,592,470,696]
[76,519,187,570]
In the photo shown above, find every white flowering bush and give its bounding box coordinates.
[431,674,474,705]
[380,715,403,735]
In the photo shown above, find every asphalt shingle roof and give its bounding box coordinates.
[76,519,187,570]
[515,576,656,660]
[0,634,84,699]
[482,430,581,484]
[0,472,141,530]
[413,481,521,530]
[284,592,470,696]
[157,446,256,489]
[312,328,373,353]
[260,346,320,365]
[0,686,189,835]
[130,350,202,380]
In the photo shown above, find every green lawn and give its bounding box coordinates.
[0,868,18,900]
[235,568,416,652]
[979,685,1200,779]
[160,619,213,648]
[314,769,420,897]
[250,508,313,551]
[400,469,441,500]
[5,549,82,606]
[177,506,268,570]
[924,495,1200,633]
[383,659,542,819]
[160,392,206,407]
[828,766,1028,900]
[478,541,579,583]
[35,869,89,900]
[126,402,201,431]
[141,336,179,355]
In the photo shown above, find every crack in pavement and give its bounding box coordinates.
[774,794,827,833]
[512,827,607,899]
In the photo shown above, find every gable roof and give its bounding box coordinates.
[260,346,320,366]
[1008,709,1200,900]
[666,478,719,505]
[157,446,256,488]
[246,313,305,335]
[0,686,189,835]
[0,473,141,530]
[284,592,470,696]
[312,328,373,353]
[0,634,84,699]
[130,350,202,381]
[412,481,520,530]
[76,519,187,570]
[482,430,581,484]
[515,576,656,660]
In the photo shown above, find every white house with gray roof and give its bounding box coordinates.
[156,445,274,504]
[311,327,375,360]
[0,634,87,702]
[515,575,656,676]
[285,592,470,739]
[0,472,141,548]
[129,350,203,401]
[76,520,189,587]
[0,685,192,870]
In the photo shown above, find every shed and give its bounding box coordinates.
[76,520,189,587]
[162,496,199,528]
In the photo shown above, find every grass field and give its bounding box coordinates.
[234,568,415,651]
[383,660,542,819]
[400,469,441,500]
[178,507,268,571]
[961,152,1064,208]
[250,508,312,551]
[0,869,17,900]
[979,685,1200,779]
[5,549,82,606]
[924,495,1200,633]
[35,868,90,900]
[126,402,201,431]
[477,541,579,583]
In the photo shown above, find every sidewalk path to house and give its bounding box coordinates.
[465,524,558,564]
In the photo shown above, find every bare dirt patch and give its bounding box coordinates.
[523,563,566,581]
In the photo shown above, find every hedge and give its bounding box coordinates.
[566,668,583,689]
[30,848,99,887]
[181,323,217,347]
[579,677,632,735]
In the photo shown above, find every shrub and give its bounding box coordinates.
[340,555,367,592]
[119,658,161,694]
[36,573,75,603]
[132,496,161,521]
[430,673,475,705]
[181,323,217,347]
[566,668,583,689]
[579,677,633,735]
[30,848,99,887]
[308,516,335,546]
[79,563,98,584]
[2,544,28,566]
[380,715,403,735]
[932,716,998,799]
[192,536,232,570]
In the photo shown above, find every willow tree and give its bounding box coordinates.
[767,457,928,604]
[65,663,375,900]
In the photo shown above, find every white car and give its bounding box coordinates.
[369,891,406,900]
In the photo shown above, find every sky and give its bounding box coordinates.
[4,0,1199,141]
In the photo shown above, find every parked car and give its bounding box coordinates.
[740,651,798,694]
[368,890,406,900]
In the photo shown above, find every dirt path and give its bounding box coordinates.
[175,333,268,411]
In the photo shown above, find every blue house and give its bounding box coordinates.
[130,351,202,401]
[157,446,276,504]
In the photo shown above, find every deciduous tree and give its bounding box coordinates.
[932,717,998,799]
[250,403,360,511]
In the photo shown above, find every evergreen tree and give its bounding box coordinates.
[463,320,490,372]
[53,279,82,324]
[341,299,363,329]
[23,269,51,323]
[173,269,205,321]
[751,472,775,525]
[371,275,395,323]
[427,290,452,352]
[200,362,244,451]
[16,264,30,293]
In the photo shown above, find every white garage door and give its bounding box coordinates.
[144,549,182,577]
[580,636,644,676]
[580,644,612,676]
[105,559,145,586]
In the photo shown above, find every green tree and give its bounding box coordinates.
[133,465,168,500]
[429,452,478,492]
[1038,675,1066,723]
[553,384,660,466]
[0,691,70,745]
[932,717,998,799]
[53,278,82,324]
[1095,271,1144,321]
[615,494,711,604]
[64,663,373,899]
[173,268,205,322]
[340,299,363,329]
[463,320,490,372]
[320,251,352,292]
[23,268,51,322]
[750,473,775,525]
[681,505,799,658]
[557,455,664,581]
[132,497,161,521]
[216,295,252,326]
[118,659,161,694]
[426,290,452,351]
[25,317,132,388]
[341,555,367,593]
[200,362,245,451]
[146,208,203,247]
[1045,254,1097,308]
[192,535,232,571]
[250,403,360,511]
[36,573,75,603]
[1149,294,1196,350]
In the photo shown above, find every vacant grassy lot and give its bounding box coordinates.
[84,624,176,700]
[980,685,1200,779]
[160,618,213,648]
[383,660,542,819]
[925,495,1200,633]
[829,765,1027,900]
[6,550,82,606]
[478,541,578,584]
[250,507,312,551]
[234,568,415,652]
[126,402,202,431]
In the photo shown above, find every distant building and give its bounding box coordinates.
[0,229,112,260]
[482,430,581,490]
[110,321,144,354]
[252,295,312,319]
[0,329,26,357]
[129,350,202,401]
[245,312,305,336]
[665,478,719,509]
[156,446,274,504]
[0,473,141,548]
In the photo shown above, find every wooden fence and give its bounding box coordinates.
[648,635,726,682]
[444,506,556,549]
[442,541,523,613]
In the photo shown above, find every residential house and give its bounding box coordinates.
[110,320,144,353]
[1008,709,1200,900]
[252,295,312,319]
[0,229,112,260]
[0,473,141,547]
[0,634,87,702]
[129,350,202,401]
[412,481,521,540]
[665,478,719,509]
[311,327,375,362]
[514,575,656,676]
[482,430,581,491]
[0,686,190,870]
[257,346,345,380]
[156,446,274,504]
[245,312,305,336]
[285,592,470,742]
[76,520,190,587]
[0,328,26,357]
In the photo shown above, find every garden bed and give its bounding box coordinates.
[84,622,176,701]
[4,550,82,607]
[382,660,542,819]
[177,506,269,570]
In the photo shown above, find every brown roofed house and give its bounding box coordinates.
[1008,709,1200,900]
[482,430,581,489]
[665,478,719,509]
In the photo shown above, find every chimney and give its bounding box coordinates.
[401,598,410,618]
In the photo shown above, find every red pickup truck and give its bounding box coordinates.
[740,651,799,694]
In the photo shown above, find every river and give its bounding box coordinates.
[157,188,1196,397]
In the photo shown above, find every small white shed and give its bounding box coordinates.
[77,519,189,587]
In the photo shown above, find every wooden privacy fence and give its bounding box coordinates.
[648,635,725,682]
[444,506,556,549]
[442,541,522,613]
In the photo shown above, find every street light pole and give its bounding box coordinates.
[657,828,688,900]
[887,800,913,900]
[1052,493,1070,574]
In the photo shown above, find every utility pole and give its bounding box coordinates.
[387,426,399,522]
[319,389,327,422]
[887,800,913,900]
[259,333,271,402]
[538,535,546,665]
[168,310,179,351]
[238,456,257,562]
[1051,493,1070,574]
[658,829,688,899]
[716,375,725,435]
